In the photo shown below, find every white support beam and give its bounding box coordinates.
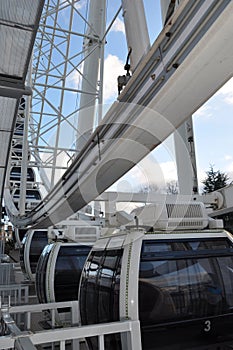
[121,0,150,71]
[6,0,233,228]
[76,0,106,152]
[161,0,199,196]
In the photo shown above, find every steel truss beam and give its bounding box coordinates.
[6,0,233,228]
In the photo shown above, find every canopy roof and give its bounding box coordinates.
[0,0,44,209]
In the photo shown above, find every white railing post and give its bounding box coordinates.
[71,300,80,350]
[98,334,105,350]
[128,320,142,350]
[0,302,143,350]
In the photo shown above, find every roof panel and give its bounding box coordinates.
[0,25,32,77]
[0,131,11,166]
[0,96,17,130]
[0,0,44,79]
[0,0,40,25]
[0,169,4,192]
[0,0,45,204]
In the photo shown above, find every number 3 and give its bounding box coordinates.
[204,320,211,332]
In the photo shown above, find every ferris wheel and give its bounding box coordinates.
[5,0,126,220]
[5,0,165,226]
[4,0,232,229]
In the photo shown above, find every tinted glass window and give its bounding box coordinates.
[14,122,24,136]
[13,190,41,200]
[141,238,233,257]
[35,244,53,303]
[139,238,233,326]
[30,231,48,273]
[26,190,41,200]
[54,245,91,302]
[98,251,122,323]
[10,167,35,182]
[80,249,122,324]
[80,249,123,350]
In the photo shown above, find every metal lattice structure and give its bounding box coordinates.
[29,0,106,192]
[3,0,233,229]
[6,0,109,216]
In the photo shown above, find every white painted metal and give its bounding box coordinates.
[0,300,80,350]
[174,120,195,194]
[6,0,233,228]
[30,0,97,191]
[121,0,150,71]
[0,0,44,215]
[160,1,198,195]
[31,320,142,350]
[76,0,106,152]
[23,0,108,196]
[160,0,173,25]
[19,71,32,216]
[46,242,59,303]
[160,0,184,25]
[0,301,142,350]
[209,185,233,217]
[132,201,210,230]
[185,116,198,193]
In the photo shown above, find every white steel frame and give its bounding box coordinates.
[27,0,108,192]
[0,300,141,350]
[6,0,233,229]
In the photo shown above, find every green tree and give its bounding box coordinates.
[202,165,229,193]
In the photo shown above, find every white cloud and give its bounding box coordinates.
[74,0,86,10]
[64,54,123,103]
[103,54,124,102]
[113,156,177,193]
[111,17,125,35]
[217,77,233,105]
[66,68,83,89]
[194,104,212,119]
[160,161,178,182]
[225,155,233,161]
[224,162,233,179]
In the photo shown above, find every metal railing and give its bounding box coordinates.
[0,240,4,256]
[0,263,14,285]
[0,300,142,350]
[0,284,28,308]
[7,300,80,330]
[0,262,29,309]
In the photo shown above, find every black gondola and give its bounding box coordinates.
[10,167,35,183]
[11,141,30,160]
[20,229,48,280]
[12,188,42,211]
[35,242,91,305]
[14,121,24,137]
[12,189,41,200]
[79,228,233,350]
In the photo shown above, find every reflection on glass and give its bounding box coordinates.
[80,249,123,350]
[54,245,91,302]
[139,239,233,326]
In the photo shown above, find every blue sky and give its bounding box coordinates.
[193,83,233,183]
[69,1,233,193]
[99,1,233,193]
